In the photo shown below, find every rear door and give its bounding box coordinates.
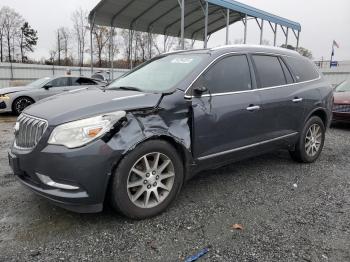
[190,54,264,164]
[251,54,305,141]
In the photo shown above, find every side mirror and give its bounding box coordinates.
[193,85,208,96]
[43,84,52,90]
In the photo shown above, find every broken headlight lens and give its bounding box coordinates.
[48,111,126,148]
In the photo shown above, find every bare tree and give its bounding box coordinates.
[57,27,70,65]
[0,7,6,62]
[1,6,23,62]
[72,7,88,67]
[93,25,110,67]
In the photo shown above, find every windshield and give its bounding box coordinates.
[27,77,51,87]
[335,80,350,92]
[108,53,207,92]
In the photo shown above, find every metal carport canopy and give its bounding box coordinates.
[88,0,301,41]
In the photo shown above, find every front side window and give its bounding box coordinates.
[285,56,319,82]
[252,55,287,88]
[199,55,252,94]
[47,77,69,87]
[108,54,207,92]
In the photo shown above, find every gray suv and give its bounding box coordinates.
[8,45,333,219]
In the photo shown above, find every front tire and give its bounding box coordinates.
[110,140,184,219]
[290,116,325,163]
[12,96,34,115]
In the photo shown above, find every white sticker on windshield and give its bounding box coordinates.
[171,58,194,64]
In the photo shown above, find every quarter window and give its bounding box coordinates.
[252,55,287,88]
[200,55,252,93]
[285,56,319,82]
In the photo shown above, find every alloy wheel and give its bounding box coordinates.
[127,152,175,208]
[304,123,322,157]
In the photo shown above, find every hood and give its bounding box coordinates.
[24,87,163,126]
[0,86,31,94]
[334,91,350,104]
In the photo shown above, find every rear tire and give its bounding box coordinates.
[12,97,34,115]
[290,116,325,163]
[110,140,184,219]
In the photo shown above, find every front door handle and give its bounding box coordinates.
[292,97,303,103]
[246,105,261,111]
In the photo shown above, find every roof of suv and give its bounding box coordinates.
[164,45,301,58]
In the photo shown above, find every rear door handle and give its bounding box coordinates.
[246,105,261,111]
[292,97,303,103]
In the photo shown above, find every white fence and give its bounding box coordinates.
[0,62,129,88]
[319,61,350,86]
[1,60,349,89]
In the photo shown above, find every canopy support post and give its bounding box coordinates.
[243,14,247,44]
[285,27,289,46]
[225,9,230,45]
[180,0,185,49]
[204,1,208,48]
[90,13,95,75]
[129,30,133,69]
[109,26,114,80]
[259,19,264,45]
[274,23,277,46]
[296,30,300,49]
[148,32,152,59]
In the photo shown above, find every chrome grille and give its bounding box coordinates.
[333,104,350,113]
[15,114,48,149]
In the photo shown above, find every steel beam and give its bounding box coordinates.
[243,14,247,44]
[296,31,300,49]
[180,0,185,49]
[259,19,264,45]
[110,27,114,80]
[285,27,289,46]
[274,23,277,46]
[204,1,208,48]
[226,9,230,45]
[90,13,95,75]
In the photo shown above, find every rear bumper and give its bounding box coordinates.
[9,139,123,213]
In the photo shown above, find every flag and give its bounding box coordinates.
[333,40,339,48]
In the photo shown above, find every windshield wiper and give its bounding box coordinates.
[111,86,144,92]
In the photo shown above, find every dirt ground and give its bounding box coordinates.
[0,114,349,262]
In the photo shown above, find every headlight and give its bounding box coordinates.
[48,111,126,148]
[0,94,10,100]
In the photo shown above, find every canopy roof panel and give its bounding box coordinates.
[89,0,301,41]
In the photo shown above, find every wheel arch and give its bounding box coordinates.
[306,107,329,127]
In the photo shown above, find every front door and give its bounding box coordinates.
[189,54,264,164]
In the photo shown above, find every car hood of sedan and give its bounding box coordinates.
[0,86,31,94]
[334,91,350,104]
[24,87,163,126]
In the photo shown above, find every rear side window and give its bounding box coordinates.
[252,55,286,88]
[72,77,97,86]
[201,55,252,93]
[285,56,319,82]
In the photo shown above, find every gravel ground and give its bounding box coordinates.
[0,114,349,262]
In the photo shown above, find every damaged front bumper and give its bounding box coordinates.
[9,139,123,213]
